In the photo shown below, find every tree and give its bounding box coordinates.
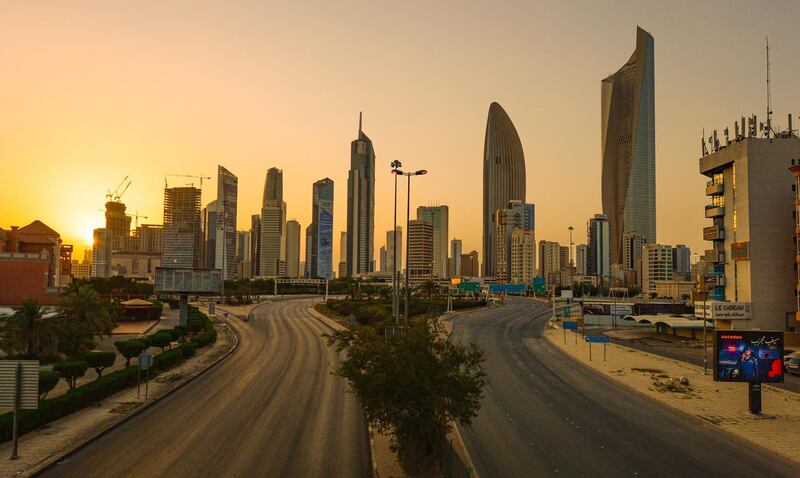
[85,351,116,377]
[149,332,172,352]
[417,280,437,300]
[115,339,148,367]
[1,299,58,357]
[57,284,117,355]
[38,371,60,399]
[53,360,89,390]
[327,320,487,464]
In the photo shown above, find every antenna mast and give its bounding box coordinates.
[766,36,772,138]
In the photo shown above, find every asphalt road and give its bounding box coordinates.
[450,297,800,478]
[40,298,371,478]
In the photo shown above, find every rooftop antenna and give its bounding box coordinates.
[358,111,362,134]
[766,36,773,138]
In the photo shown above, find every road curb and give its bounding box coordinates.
[32,311,243,477]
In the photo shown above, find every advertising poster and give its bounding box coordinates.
[714,331,784,383]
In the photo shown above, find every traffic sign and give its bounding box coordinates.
[563,306,571,317]
[138,351,153,370]
[458,282,480,292]
[563,321,578,330]
[0,361,39,410]
[585,335,609,343]
[489,283,526,294]
[532,278,547,294]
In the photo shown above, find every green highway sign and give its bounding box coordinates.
[563,306,571,317]
[458,282,480,292]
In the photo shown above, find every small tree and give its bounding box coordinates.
[327,320,486,464]
[161,328,182,341]
[53,360,89,390]
[115,339,148,367]
[85,351,116,377]
[38,371,60,399]
[149,332,172,352]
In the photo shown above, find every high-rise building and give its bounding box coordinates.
[559,246,569,271]
[408,219,433,281]
[202,199,218,269]
[483,102,526,277]
[575,244,587,275]
[511,229,536,283]
[236,230,251,279]
[701,122,800,330]
[285,220,300,278]
[587,214,611,283]
[379,246,387,272]
[215,165,238,280]
[346,113,375,277]
[672,244,691,280]
[461,250,479,278]
[91,228,112,278]
[450,239,462,278]
[137,224,163,253]
[260,168,286,277]
[105,200,131,240]
[385,227,402,276]
[601,27,656,264]
[163,186,203,268]
[417,205,449,278]
[538,241,561,283]
[494,200,535,281]
[250,215,261,277]
[622,231,645,272]
[308,178,334,279]
[640,244,673,295]
[338,231,347,279]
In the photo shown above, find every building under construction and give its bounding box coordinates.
[163,186,203,268]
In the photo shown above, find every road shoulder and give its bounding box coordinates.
[542,321,800,464]
[0,317,239,478]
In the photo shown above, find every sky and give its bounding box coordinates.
[2,0,799,267]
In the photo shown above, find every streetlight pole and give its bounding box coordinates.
[395,168,427,329]
[391,161,402,326]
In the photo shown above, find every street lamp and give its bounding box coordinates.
[392,168,428,329]
[390,160,402,326]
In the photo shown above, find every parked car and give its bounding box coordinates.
[785,357,800,376]
[784,351,800,366]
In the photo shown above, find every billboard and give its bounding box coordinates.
[694,301,751,320]
[713,331,783,383]
[155,268,222,294]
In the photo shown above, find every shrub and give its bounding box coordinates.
[85,351,116,377]
[115,339,148,367]
[148,332,172,352]
[161,328,182,341]
[38,371,60,400]
[53,360,89,390]
[174,325,189,336]
[181,342,197,357]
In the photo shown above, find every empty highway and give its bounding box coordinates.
[40,297,371,478]
[450,297,800,477]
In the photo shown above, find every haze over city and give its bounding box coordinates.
[3,0,800,263]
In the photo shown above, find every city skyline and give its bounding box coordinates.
[3,2,800,267]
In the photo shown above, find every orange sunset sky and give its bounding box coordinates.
[2,1,799,267]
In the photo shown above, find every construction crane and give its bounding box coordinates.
[165,174,212,189]
[128,211,150,229]
[114,180,131,202]
[106,176,129,202]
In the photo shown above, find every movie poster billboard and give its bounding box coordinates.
[713,331,784,383]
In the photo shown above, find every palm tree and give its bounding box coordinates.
[417,280,437,300]
[57,284,117,355]
[1,299,58,357]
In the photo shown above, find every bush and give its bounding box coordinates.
[53,360,89,390]
[85,351,116,377]
[161,328,182,341]
[181,342,197,357]
[38,371,60,399]
[149,332,172,352]
[115,339,148,367]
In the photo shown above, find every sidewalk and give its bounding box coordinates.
[543,322,800,464]
[0,319,237,478]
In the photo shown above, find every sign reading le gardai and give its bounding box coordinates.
[694,301,751,320]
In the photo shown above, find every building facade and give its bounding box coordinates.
[338,231,347,279]
[483,102,526,277]
[461,250,479,278]
[308,178,334,279]
[587,214,611,283]
[601,27,656,264]
[575,244,587,275]
[346,113,376,277]
[494,200,535,281]
[701,127,800,330]
[622,231,645,273]
[260,168,287,277]
[285,219,300,278]
[163,186,203,269]
[640,244,674,296]
[385,227,402,277]
[408,219,433,281]
[672,244,691,280]
[511,229,536,283]
[215,165,238,279]
[450,239,462,278]
[538,241,560,284]
[417,205,449,278]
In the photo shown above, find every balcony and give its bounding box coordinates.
[705,182,724,196]
[705,205,725,218]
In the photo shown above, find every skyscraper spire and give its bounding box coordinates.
[358,111,363,135]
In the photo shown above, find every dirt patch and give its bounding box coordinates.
[631,367,665,374]
[109,402,142,414]
[651,375,693,394]
[155,372,185,383]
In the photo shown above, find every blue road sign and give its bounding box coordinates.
[563,321,578,330]
[585,335,609,343]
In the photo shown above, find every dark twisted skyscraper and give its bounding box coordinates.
[346,113,375,277]
[601,27,655,264]
[483,102,526,277]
